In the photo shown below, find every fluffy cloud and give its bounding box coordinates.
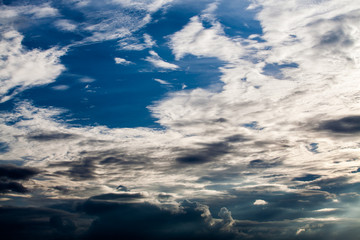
[0,30,66,102]
[114,57,132,65]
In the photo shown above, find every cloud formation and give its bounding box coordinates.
[0,30,66,102]
[1,0,360,239]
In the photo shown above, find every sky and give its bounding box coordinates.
[1,0,360,239]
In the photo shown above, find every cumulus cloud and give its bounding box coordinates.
[169,15,245,62]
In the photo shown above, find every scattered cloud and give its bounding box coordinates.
[145,50,179,70]
[55,19,78,32]
[52,85,70,91]
[114,57,132,65]
[154,78,170,85]
[253,199,268,205]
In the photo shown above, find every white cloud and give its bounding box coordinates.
[28,5,59,18]
[114,57,132,65]
[169,16,245,62]
[0,30,66,103]
[118,33,156,50]
[314,208,338,212]
[296,228,305,235]
[55,19,78,32]
[145,50,179,70]
[52,85,70,91]
[79,77,96,83]
[111,0,173,12]
[154,78,170,85]
[253,199,268,205]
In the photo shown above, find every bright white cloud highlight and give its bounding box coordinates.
[0,30,66,103]
[114,57,132,65]
[55,19,78,31]
[253,199,268,205]
[154,78,170,85]
[145,50,179,70]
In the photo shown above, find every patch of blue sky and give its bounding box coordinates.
[18,35,224,128]
[8,1,231,129]
[242,121,264,130]
[306,142,319,154]
[262,62,299,79]
[215,0,263,39]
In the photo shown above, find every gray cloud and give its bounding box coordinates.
[317,116,360,134]
[27,131,79,141]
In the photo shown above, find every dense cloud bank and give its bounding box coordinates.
[1,0,360,239]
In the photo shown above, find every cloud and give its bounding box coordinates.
[0,164,40,194]
[1,1,360,238]
[28,4,59,18]
[55,19,78,32]
[317,116,360,134]
[154,78,171,85]
[114,57,132,65]
[0,164,39,180]
[26,131,78,141]
[52,85,70,91]
[0,30,66,102]
[145,50,179,70]
[169,15,245,62]
[253,199,268,206]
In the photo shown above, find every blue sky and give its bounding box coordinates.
[1,0,360,239]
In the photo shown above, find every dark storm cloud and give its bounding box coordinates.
[0,205,80,240]
[27,131,79,141]
[81,200,237,240]
[317,116,360,134]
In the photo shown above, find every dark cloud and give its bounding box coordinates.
[224,134,250,143]
[27,131,78,141]
[0,164,39,180]
[293,174,321,182]
[0,181,28,193]
[248,158,282,168]
[317,116,360,134]
[90,193,145,201]
[52,158,96,181]
[0,142,10,153]
[176,142,232,164]
[0,205,80,240]
[116,185,129,192]
[81,200,237,240]
[0,164,40,194]
[320,29,354,47]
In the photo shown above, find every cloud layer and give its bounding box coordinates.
[1,0,360,239]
